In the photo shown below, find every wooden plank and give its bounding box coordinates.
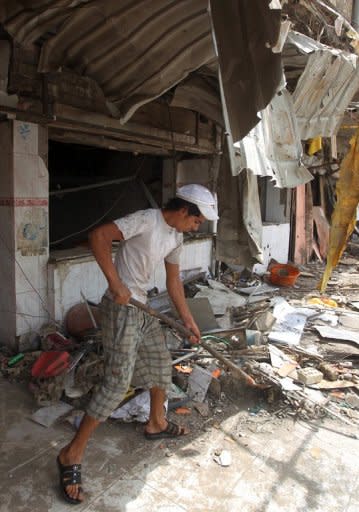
[312,240,323,262]
[305,182,314,262]
[50,105,217,154]
[6,47,218,152]
[313,206,330,258]
[294,184,306,264]
[319,175,326,214]
[49,128,171,156]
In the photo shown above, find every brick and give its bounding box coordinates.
[297,367,323,385]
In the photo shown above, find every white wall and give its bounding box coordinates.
[253,223,290,275]
[48,237,213,323]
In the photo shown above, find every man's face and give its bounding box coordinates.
[176,209,206,232]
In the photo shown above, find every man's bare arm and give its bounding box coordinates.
[89,222,131,304]
[165,261,201,342]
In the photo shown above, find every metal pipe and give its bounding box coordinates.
[49,175,136,196]
[129,297,258,387]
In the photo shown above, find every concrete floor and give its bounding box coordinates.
[0,375,358,512]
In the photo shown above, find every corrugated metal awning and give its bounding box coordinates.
[2,0,213,124]
[0,0,282,141]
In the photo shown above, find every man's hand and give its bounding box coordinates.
[184,318,201,345]
[110,281,131,305]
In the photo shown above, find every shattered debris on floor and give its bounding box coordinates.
[1,240,359,511]
[1,240,359,437]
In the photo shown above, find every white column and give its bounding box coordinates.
[0,120,49,349]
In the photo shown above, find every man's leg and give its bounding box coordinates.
[146,387,168,433]
[58,414,99,502]
[57,300,141,502]
[145,387,189,435]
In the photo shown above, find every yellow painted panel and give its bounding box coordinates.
[320,129,359,292]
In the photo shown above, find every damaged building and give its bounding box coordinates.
[0,0,358,350]
[0,3,359,510]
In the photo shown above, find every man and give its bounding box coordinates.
[56,183,218,504]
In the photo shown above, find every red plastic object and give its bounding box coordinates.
[31,351,70,378]
[44,332,73,351]
[269,263,300,287]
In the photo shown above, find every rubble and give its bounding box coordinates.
[1,244,359,437]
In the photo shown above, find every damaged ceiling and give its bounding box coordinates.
[0,0,282,142]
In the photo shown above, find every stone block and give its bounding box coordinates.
[297,367,323,385]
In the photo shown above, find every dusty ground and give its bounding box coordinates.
[0,372,358,512]
[1,241,359,511]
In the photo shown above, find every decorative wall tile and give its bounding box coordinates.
[13,121,38,156]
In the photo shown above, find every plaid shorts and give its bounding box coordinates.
[87,295,172,421]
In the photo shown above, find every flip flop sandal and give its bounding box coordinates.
[144,420,188,440]
[56,456,83,505]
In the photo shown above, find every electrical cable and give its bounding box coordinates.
[201,334,231,346]
[166,102,177,178]
[0,231,56,323]
[50,188,126,246]
[50,156,146,246]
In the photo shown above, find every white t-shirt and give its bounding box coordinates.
[111,209,183,302]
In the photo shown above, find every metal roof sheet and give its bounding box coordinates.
[287,32,359,139]
[2,0,214,123]
[1,0,282,140]
[236,86,313,188]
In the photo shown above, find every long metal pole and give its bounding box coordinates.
[129,298,257,387]
[49,175,136,196]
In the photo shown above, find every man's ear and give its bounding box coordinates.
[179,207,189,217]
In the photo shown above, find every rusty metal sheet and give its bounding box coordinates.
[1,0,214,124]
[1,0,283,142]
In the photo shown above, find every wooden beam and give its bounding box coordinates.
[49,127,171,155]
[294,184,306,264]
[305,182,313,262]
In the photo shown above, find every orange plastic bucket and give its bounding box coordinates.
[269,263,300,287]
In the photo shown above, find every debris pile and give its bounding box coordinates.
[1,251,359,434]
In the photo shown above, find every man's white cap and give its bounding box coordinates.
[176,184,219,221]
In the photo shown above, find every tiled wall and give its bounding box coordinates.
[0,120,49,346]
[0,119,214,345]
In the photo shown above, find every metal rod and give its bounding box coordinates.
[138,179,159,208]
[50,175,136,196]
[80,291,98,329]
[129,298,257,387]
[172,348,203,366]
